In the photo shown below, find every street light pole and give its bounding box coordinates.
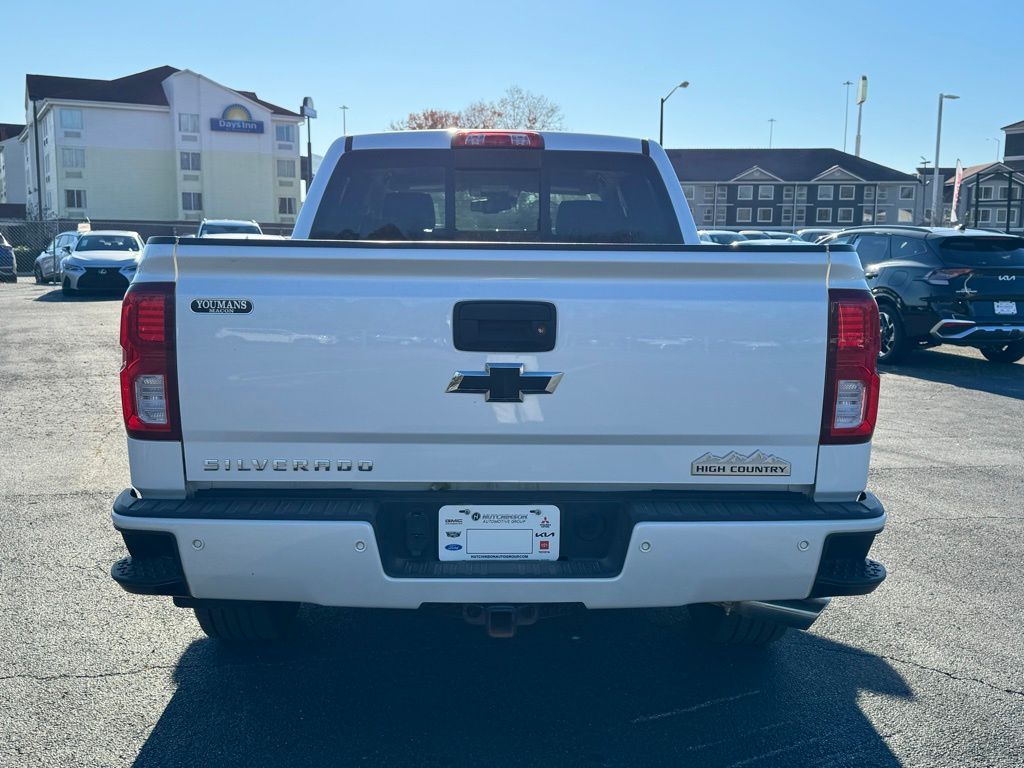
[768,118,776,149]
[659,80,689,146]
[932,93,959,227]
[842,81,853,152]
[339,105,349,137]
[986,137,1001,162]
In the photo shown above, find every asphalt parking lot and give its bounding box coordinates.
[1,280,1022,768]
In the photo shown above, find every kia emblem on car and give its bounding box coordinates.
[446,363,563,403]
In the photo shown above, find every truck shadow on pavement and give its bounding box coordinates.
[133,607,911,768]
[881,348,1024,400]
[32,288,123,302]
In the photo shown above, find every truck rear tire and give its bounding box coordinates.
[193,601,299,644]
[687,603,787,646]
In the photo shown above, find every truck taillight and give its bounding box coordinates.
[120,282,180,440]
[821,289,880,444]
[451,130,544,149]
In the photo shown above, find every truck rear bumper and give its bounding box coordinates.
[111,489,885,609]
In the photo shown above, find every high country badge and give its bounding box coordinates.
[691,450,792,477]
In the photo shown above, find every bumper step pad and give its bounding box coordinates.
[111,555,188,596]
[811,557,886,597]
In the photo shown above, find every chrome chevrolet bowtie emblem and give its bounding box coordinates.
[446,363,563,403]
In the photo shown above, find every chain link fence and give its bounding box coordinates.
[0,218,293,276]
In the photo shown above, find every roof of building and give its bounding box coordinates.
[666,148,917,183]
[942,162,1024,185]
[0,123,26,141]
[25,66,299,117]
[1001,120,1024,132]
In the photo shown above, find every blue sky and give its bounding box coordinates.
[2,0,1018,171]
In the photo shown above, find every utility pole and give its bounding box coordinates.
[768,118,776,149]
[919,156,931,223]
[301,96,317,190]
[986,137,1001,162]
[854,76,867,157]
[842,81,853,152]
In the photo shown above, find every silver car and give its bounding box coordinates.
[33,231,82,283]
[60,230,144,296]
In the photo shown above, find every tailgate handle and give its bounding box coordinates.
[453,301,556,352]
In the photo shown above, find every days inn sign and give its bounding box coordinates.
[210,104,264,134]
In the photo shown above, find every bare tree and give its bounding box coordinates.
[494,86,564,130]
[389,109,462,131]
[389,86,564,132]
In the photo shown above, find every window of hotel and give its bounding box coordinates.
[980,186,994,200]
[863,210,874,223]
[180,152,201,171]
[838,208,854,224]
[738,185,753,200]
[682,185,695,199]
[782,186,794,201]
[277,159,296,178]
[178,113,200,133]
[817,186,834,201]
[816,208,832,223]
[703,187,715,202]
[61,148,84,168]
[876,210,888,222]
[796,186,808,202]
[736,207,752,223]
[757,207,773,223]
[864,187,875,201]
[996,209,1007,224]
[702,208,713,224]
[758,186,774,200]
[979,209,991,223]
[998,186,1009,200]
[182,192,203,211]
[795,207,806,224]
[877,188,888,201]
[839,185,855,200]
[275,124,297,143]
[715,208,726,224]
[60,109,83,130]
[899,185,915,200]
[898,208,914,223]
[781,208,793,224]
[65,189,86,208]
[279,197,297,215]
[716,187,727,201]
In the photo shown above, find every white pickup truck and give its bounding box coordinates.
[110,130,886,644]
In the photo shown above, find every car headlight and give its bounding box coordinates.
[63,262,85,272]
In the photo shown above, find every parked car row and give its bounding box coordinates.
[0,233,16,283]
[698,227,841,245]
[21,219,283,296]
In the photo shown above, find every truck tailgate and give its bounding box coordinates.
[173,242,829,488]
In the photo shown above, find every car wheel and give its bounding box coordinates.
[61,278,76,297]
[193,601,299,644]
[687,603,787,646]
[877,303,910,364]
[34,267,44,284]
[980,342,1024,364]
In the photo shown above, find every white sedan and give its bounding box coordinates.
[61,231,144,296]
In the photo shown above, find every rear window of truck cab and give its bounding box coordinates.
[309,149,684,244]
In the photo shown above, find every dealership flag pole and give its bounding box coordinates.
[950,159,963,224]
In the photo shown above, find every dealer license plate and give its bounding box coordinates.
[438,505,560,562]
[994,301,1018,316]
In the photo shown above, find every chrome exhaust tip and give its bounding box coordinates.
[728,597,831,631]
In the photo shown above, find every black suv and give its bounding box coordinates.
[822,226,1024,364]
